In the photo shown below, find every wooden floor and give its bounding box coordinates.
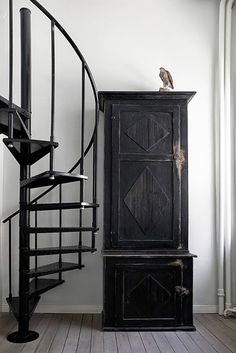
[0,313,236,353]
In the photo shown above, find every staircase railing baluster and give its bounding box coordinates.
[49,19,55,178]
[59,184,62,279]
[8,219,12,300]
[92,107,98,249]
[81,63,85,176]
[8,112,14,140]
[34,201,38,288]
[78,63,86,267]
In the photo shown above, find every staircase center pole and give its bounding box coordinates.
[8,0,14,139]
[7,8,39,343]
[19,7,32,338]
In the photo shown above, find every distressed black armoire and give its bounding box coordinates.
[99,91,196,331]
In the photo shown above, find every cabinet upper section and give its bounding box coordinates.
[99,91,195,252]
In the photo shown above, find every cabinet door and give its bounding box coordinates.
[103,257,193,330]
[110,103,186,249]
[118,263,181,327]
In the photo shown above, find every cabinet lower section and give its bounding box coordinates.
[103,255,195,331]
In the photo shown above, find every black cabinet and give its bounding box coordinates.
[99,91,196,330]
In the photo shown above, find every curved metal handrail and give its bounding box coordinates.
[3,0,99,223]
[29,0,98,104]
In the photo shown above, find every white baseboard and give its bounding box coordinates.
[2,303,217,314]
[193,305,217,313]
[1,303,103,314]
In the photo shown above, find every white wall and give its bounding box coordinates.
[0,0,218,312]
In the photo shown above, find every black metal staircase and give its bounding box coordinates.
[1,0,99,343]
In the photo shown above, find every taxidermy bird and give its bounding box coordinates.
[159,67,174,91]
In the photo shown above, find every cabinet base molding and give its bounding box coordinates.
[102,324,196,332]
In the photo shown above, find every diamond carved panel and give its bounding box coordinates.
[124,167,169,235]
[126,274,171,317]
[125,116,169,151]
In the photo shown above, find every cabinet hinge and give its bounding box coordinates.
[110,231,115,243]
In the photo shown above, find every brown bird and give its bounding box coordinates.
[159,67,174,91]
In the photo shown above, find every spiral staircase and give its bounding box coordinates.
[0,0,99,343]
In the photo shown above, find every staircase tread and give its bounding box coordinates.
[3,138,58,148]
[29,245,96,255]
[0,95,30,138]
[6,296,40,321]
[28,261,83,277]
[26,202,99,211]
[3,138,58,165]
[0,95,30,118]
[21,170,88,189]
[29,278,64,296]
[25,226,99,233]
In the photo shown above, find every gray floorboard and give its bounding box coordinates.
[0,314,235,353]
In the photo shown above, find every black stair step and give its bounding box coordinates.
[28,262,84,278]
[0,95,30,138]
[26,202,99,211]
[28,245,97,256]
[6,296,40,321]
[3,138,58,165]
[29,278,64,296]
[25,226,98,233]
[21,171,88,189]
